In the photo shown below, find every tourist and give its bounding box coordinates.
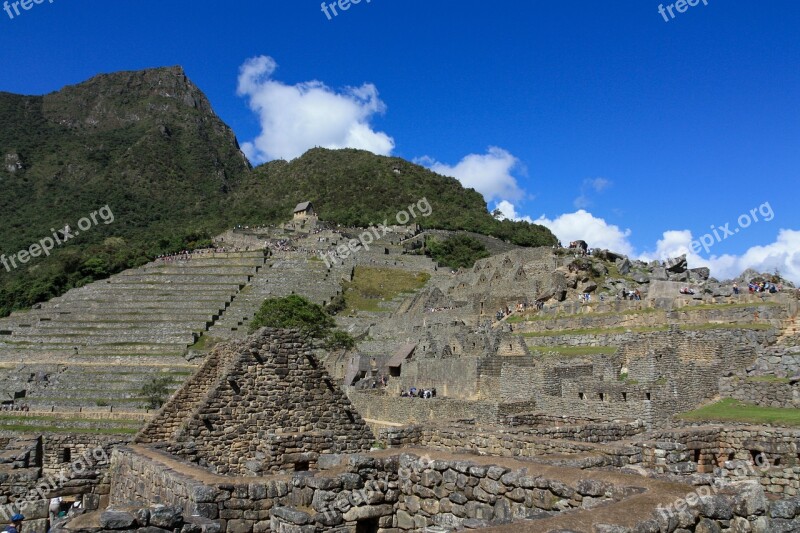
[4,514,24,533]
[733,282,739,295]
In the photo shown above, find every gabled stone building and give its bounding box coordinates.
[136,328,374,475]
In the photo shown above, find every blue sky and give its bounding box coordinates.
[1,0,798,281]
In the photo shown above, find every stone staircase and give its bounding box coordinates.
[207,254,344,340]
[0,251,266,432]
[776,316,800,346]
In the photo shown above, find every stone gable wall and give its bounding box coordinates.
[160,329,373,475]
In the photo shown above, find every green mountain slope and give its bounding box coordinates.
[239,148,556,247]
[0,66,251,315]
[0,67,555,316]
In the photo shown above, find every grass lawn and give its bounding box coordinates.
[520,326,668,337]
[343,267,430,313]
[677,398,800,426]
[519,323,771,338]
[529,346,617,356]
[0,424,139,435]
[681,322,773,331]
[503,300,777,324]
[189,334,222,351]
[744,376,792,384]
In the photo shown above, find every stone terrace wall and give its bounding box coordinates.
[520,302,788,334]
[348,392,502,425]
[378,423,643,469]
[108,445,796,533]
[719,376,799,408]
[499,413,645,442]
[746,345,800,377]
[639,425,800,496]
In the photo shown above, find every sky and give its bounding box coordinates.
[1,0,798,282]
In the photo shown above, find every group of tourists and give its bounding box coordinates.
[400,387,437,399]
[425,306,454,313]
[747,281,781,294]
[621,289,642,300]
[156,251,194,262]
[0,403,29,412]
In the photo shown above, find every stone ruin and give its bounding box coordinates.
[135,329,374,475]
[0,219,799,532]
[55,325,800,532]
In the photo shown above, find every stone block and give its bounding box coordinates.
[100,510,137,529]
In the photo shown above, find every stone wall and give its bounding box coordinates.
[348,392,503,425]
[746,345,800,377]
[107,445,800,532]
[638,425,800,496]
[136,340,241,444]
[139,329,374,476]
[391,356,479,400]
[378,422,643,469]
[521,302,787,334]
[719,376,799,408]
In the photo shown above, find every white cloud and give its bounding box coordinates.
[237,55,395,163]
[417,147,525,203]
[643,228,800,283]
[534,210,635,256]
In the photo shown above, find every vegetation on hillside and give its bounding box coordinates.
[244,148,557,249]
[425,235,491,269]
[0,67,555,317]
[0,68,249,316]
[249,295,356,349]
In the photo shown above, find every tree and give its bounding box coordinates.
[324,330,356,351]
[141,376,174,409]
[249,295,335,337]
[425,235,491,269]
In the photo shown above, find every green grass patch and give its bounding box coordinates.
[0,415,142,426]
[520,322,771,338]
[682,322,773,331]
[529,346,617,356]
[189,334,222,351]
[343,267,431,313]
[677,398,800,426]
[743,376,792,384]
[687,302,781,311]
[521,326,668,337]
[0,425,139,435]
